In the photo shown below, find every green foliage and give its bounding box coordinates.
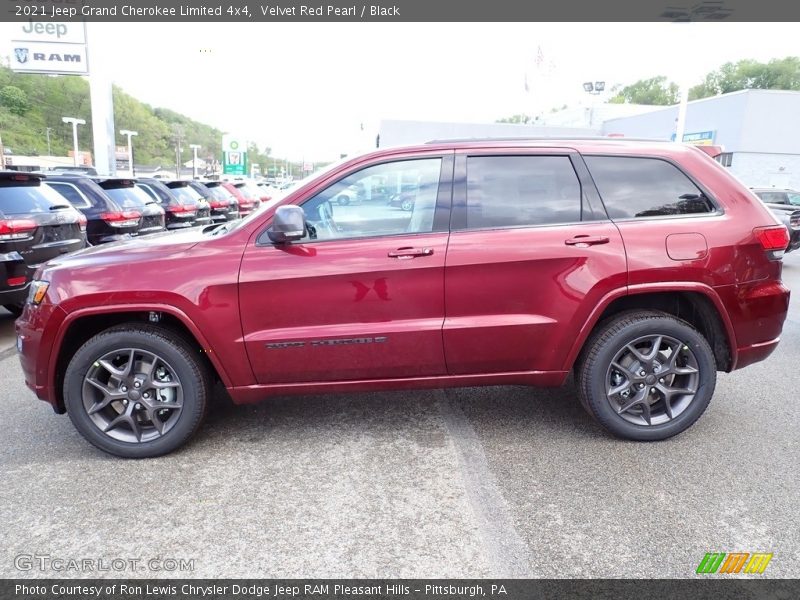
[689,57,800,100]
[496,114,533,124]
[0,85,29,116]
[608,76,680,105]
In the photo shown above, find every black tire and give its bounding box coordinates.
[400,199,414,211]
[576,310,716,441]
[3,303,23,318]
[64,324,209,458]
[337,194,350,206]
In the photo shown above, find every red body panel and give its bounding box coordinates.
[15,140,790,412]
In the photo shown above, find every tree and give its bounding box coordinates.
[608,76,680,105]
[496,114,533,124]
[689,57,800,100]
[0,85,29,116]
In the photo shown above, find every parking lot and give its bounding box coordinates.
[0,253,798,579]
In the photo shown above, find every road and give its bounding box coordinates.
[1,253,798,578]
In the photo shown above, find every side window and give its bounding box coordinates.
[465,156,581,229]
[47,182,91,208]
[584,156,715,219]
[298,158,442,242]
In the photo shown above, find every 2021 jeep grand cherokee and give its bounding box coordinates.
[16,140,790,457]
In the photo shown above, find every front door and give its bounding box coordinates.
[239,154,453,384]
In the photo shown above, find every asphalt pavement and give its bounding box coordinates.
[1,253,798,578]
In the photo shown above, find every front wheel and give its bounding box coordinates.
[64,324,209,458]
[577,310,716,441]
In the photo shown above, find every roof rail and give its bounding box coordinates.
[424,136,669,144]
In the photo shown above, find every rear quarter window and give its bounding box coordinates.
[584,156,715,219]
[46,182,92,208]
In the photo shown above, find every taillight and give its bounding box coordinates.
[100,211,141,227]
[754,225,790,259]
[7,276,26,286]
[209,200,227,209]
[166,205,197,215]
[790,212,800,230]
[77,213,87,231]
[0,219,37,240]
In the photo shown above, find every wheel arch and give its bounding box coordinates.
[564,285,736,374]
[50,305,231,413]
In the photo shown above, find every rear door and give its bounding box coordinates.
[443,149,627,374]
[238,153,453,384]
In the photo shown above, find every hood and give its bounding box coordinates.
[41,226,208,272]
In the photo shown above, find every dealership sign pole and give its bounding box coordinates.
[8,16,116,175]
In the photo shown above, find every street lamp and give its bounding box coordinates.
[62,117,86,167]
[120,129,138,176]
[189,144,201,179]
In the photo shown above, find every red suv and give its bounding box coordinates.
[16,140,790,457]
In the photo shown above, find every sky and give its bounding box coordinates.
[3,22,800,162]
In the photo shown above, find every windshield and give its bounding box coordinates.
[210,158,353,237]
[104,186,156,208]
[788,192,800,206]
[0,182,72,215]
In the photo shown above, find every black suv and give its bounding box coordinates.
[136,178,208,230]
[0,171,86,316]
[752,188,800,253]
[46,175,141,245]
[196,180,240,222]
[164,180,212,227]
[93,178,166,237]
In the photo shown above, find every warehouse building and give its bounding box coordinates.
[602,89,800,189]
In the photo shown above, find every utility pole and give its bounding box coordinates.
[45,127,53,156]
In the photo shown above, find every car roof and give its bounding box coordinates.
[0,170,45,184]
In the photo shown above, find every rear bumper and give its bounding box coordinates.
[0,284,30,306]
[0,253,34,305]
[716,279,790,371]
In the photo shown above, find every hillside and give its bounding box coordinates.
[0,65,225,167]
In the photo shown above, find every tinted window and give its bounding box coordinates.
[206,185,234,201]
[585,156,714,219]
[465,156,581,229]
[297,158,441,242]
[104,186,155,208]
[756,191,788,205]
[0,183,71,215]
[169,186,202,205]
[46,182,92,208]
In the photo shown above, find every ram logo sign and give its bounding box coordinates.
[696,552,773,574]
[9,21,89,75]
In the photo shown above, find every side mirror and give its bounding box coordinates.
[268,205,306,243]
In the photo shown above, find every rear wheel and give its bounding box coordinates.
[577,310,716,441]
[64,324,209,458]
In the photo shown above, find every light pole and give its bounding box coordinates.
[120,129,138,176]
[45,127,53,156]
[189,144,201,179]
[62,117,86,167]
[582,81,606,128]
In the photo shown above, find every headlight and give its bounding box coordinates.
[27,280,50,305]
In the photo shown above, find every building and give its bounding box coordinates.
[602,90,800,189]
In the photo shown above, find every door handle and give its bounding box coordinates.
[564,235,610,246]
[388,247,434,259]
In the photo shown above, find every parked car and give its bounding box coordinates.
[45,175,142,245]
[221,181,259,217]
[93,178,166,237]
[49,165,99,176]
[0,171,86,317]
[16,140,790,457]
[163,180,212,227]
[136,178,205,230]
[751,188,800,253]
[200,181,240,222]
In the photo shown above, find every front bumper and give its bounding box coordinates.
[16,301,68,412]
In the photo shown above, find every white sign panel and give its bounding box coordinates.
[14,20,87,44]
[9,41,89,75]
[222,135,247,153]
